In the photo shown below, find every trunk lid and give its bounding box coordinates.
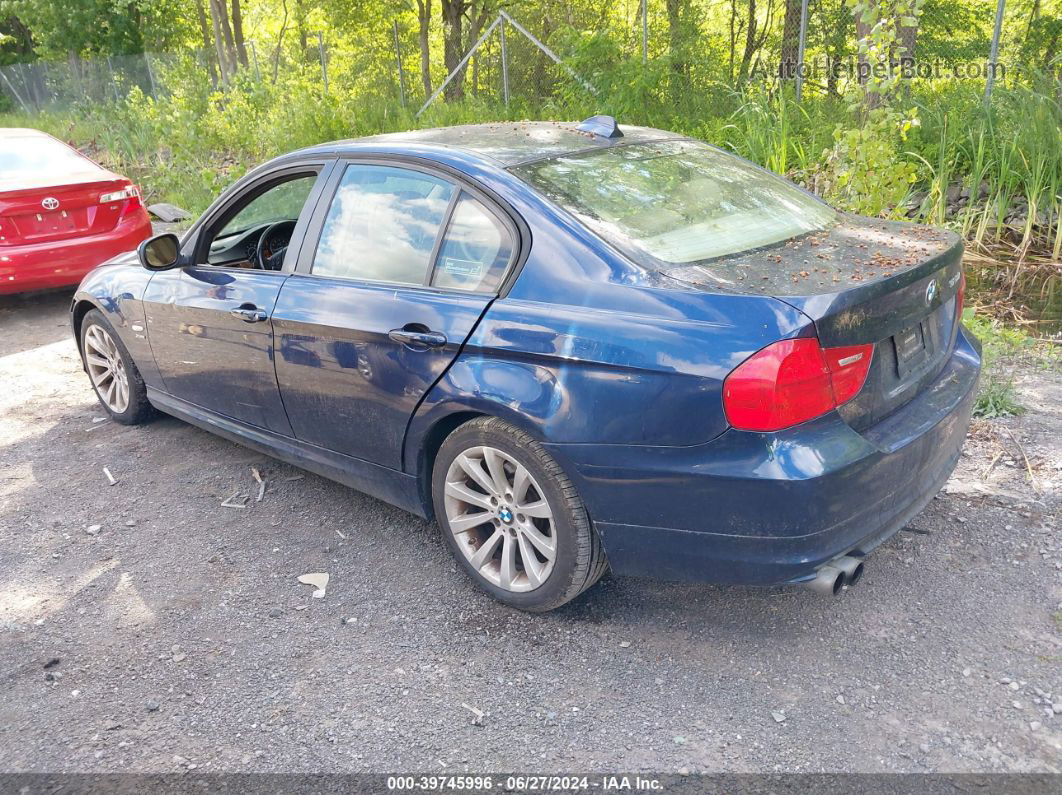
[0,172,132,246]
[666,216,965,429]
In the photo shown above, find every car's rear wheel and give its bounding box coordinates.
[80,309,154,425]
[432,417,607,611]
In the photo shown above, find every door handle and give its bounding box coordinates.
[388,326,448,350]
[230,304,268,323]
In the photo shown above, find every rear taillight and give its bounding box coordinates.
[821,344,874,404]
[723,337,874,432]
[100,184,142,215]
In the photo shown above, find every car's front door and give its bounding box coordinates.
[272,160,519,469]
[143,162,333,434]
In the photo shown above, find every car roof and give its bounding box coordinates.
[296,119,680,167]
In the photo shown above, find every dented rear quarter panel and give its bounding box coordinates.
[406,163,819,460]
[406,285,814,462]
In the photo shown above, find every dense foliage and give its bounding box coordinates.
[0,0,1059,325]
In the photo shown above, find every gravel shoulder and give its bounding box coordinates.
[0,289,1059,774]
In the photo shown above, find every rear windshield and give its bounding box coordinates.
[514,139,836,264]
[0,135,95,178]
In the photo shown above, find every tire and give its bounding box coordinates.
[80,309,155,426]
[432,417,608,611]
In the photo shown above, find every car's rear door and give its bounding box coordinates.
[142,160,335,434]
[271,159,520,470]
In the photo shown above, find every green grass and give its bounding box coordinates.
[963,307,1040,364]
[973,376,1024,419]
[4,70,1058,250]
[963,305,1062,418]
[3,66,1058,355]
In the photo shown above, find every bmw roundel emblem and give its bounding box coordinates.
[41,197,60,210]
[925,279,938,305]
[499,508,513,523]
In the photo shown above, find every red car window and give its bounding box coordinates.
[0,134,101,181]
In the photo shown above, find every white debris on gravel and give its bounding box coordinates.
[297,573,329,598]
[220,491,250,509]
[461,703,485,726]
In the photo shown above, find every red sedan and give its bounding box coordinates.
[0,128,153,294]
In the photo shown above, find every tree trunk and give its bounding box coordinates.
[216,0,239,72]
[231,0,249,68]
[208,0,234,85]
[894,16,918,78]
[728,0,738,82]
[666,0,687,79]
[532,15,553,98]
[194,0,219,85]
[272,0,289,82]
[417,0,433,98]
[467,5,492,73]
[822,1,846,98]
[854,11,880,109]
[439,0,466,100]
[780,0,802,80]
[1,14,34,59]
[738,0,759,83]
[294,0,310,61]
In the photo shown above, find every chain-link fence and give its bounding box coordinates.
[0,0,1053,115]
[0,40,324,113]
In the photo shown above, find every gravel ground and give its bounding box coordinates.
[0,288,1059,774]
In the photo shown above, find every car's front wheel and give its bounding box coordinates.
[80,309,154,425]
[432,417,607,611]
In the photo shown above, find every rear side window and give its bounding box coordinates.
[432,194,514,292]
[313,164,455,284]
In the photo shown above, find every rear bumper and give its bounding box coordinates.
[0,210,151,295]
[547,326,982,586]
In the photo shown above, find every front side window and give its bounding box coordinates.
[313,165,455,285]
[514,140,836,265]
[219,175,317,238]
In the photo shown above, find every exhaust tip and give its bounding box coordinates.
[830,568,845,594]
[833,555,866,587]
[807,565,845,595]
[847,560,865,586]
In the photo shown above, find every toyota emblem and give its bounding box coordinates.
[41,197,60,211]
[925,279,938,305]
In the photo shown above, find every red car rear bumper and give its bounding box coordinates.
[0,209,152,295]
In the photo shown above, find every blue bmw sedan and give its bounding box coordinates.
[72,116,980,611]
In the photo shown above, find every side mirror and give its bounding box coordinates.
[137,233,181,270]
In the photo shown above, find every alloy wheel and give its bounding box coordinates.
[443,445,557,592]
[84,324,130,414]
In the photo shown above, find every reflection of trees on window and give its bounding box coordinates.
[433,195,513,292]
[517,141,836,264]
[313,165,454,285]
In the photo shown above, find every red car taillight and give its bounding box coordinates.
[100,184,142,216]
[723,337,874,432]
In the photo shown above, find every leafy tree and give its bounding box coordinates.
[0,12,33,66]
